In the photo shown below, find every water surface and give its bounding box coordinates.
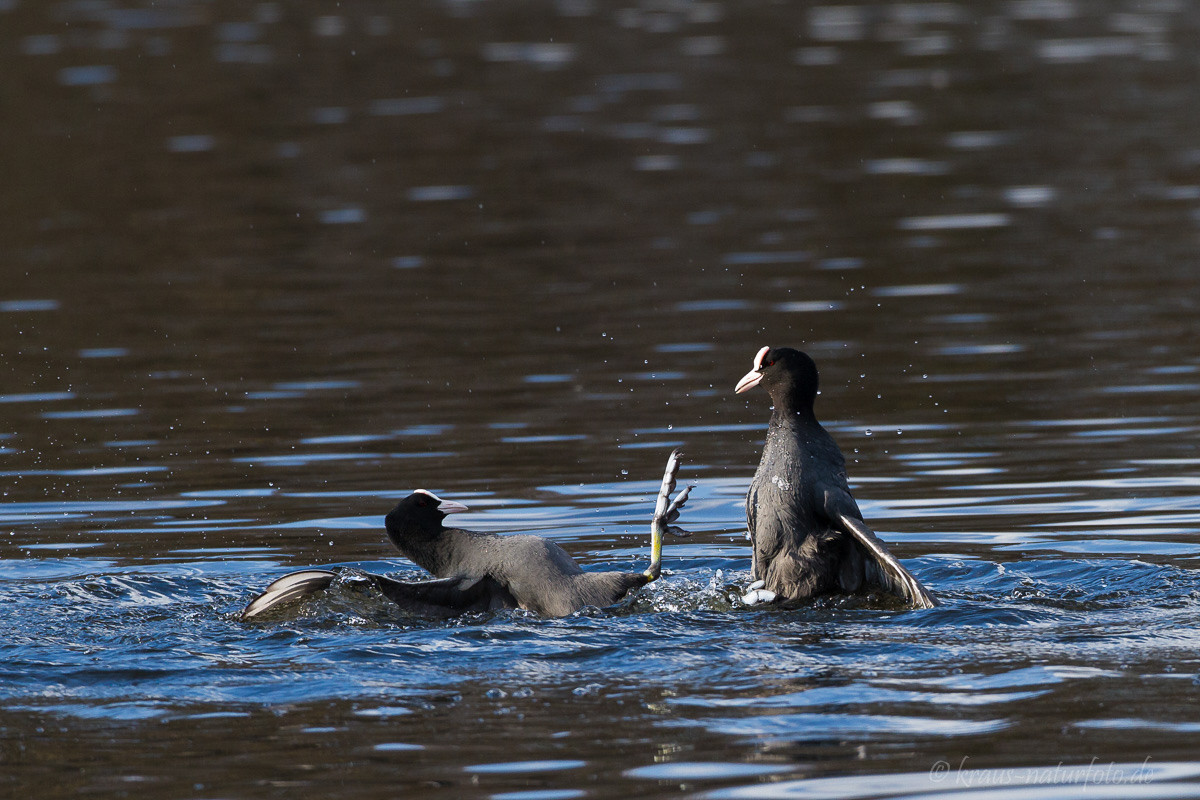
[4,1,1200,797]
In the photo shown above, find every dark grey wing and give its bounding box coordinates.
[745,481,759,578]
[823,489,938,609]
[369,573,519,617]
[746,475,803,586]
[241,569,337,620]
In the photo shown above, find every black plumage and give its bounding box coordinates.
[241,452,691,620]
[735,346,937,608]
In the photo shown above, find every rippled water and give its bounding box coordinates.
[5,0,1200,797]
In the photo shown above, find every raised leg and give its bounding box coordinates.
[643,449,692,581]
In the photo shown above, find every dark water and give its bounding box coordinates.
[5,0,1200,797]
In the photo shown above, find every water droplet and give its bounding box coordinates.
[864,429,873,436]
[620,469,628,476]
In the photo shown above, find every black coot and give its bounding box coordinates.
[241,451,691,620]
[735,346,937,608]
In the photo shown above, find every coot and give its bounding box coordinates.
[241,451,691,620]
[735,346,937,608]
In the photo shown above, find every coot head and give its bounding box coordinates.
[385,490,469,545]
[735,345,819,408]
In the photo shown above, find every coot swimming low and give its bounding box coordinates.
[241,451,692,620]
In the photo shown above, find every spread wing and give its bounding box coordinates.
[823,488,938,609]
[368,573,518,617]
[241,568,519,621]
[241,569,337,620]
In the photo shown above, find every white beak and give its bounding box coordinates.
[734,346,770,394]
[735,369,762,394]
[437,497,469,516]
[414,489,469,515]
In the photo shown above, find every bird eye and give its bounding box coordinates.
[764,360,775,368]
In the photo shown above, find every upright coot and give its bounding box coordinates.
[735,346,937,608]
[241,450,691,620]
